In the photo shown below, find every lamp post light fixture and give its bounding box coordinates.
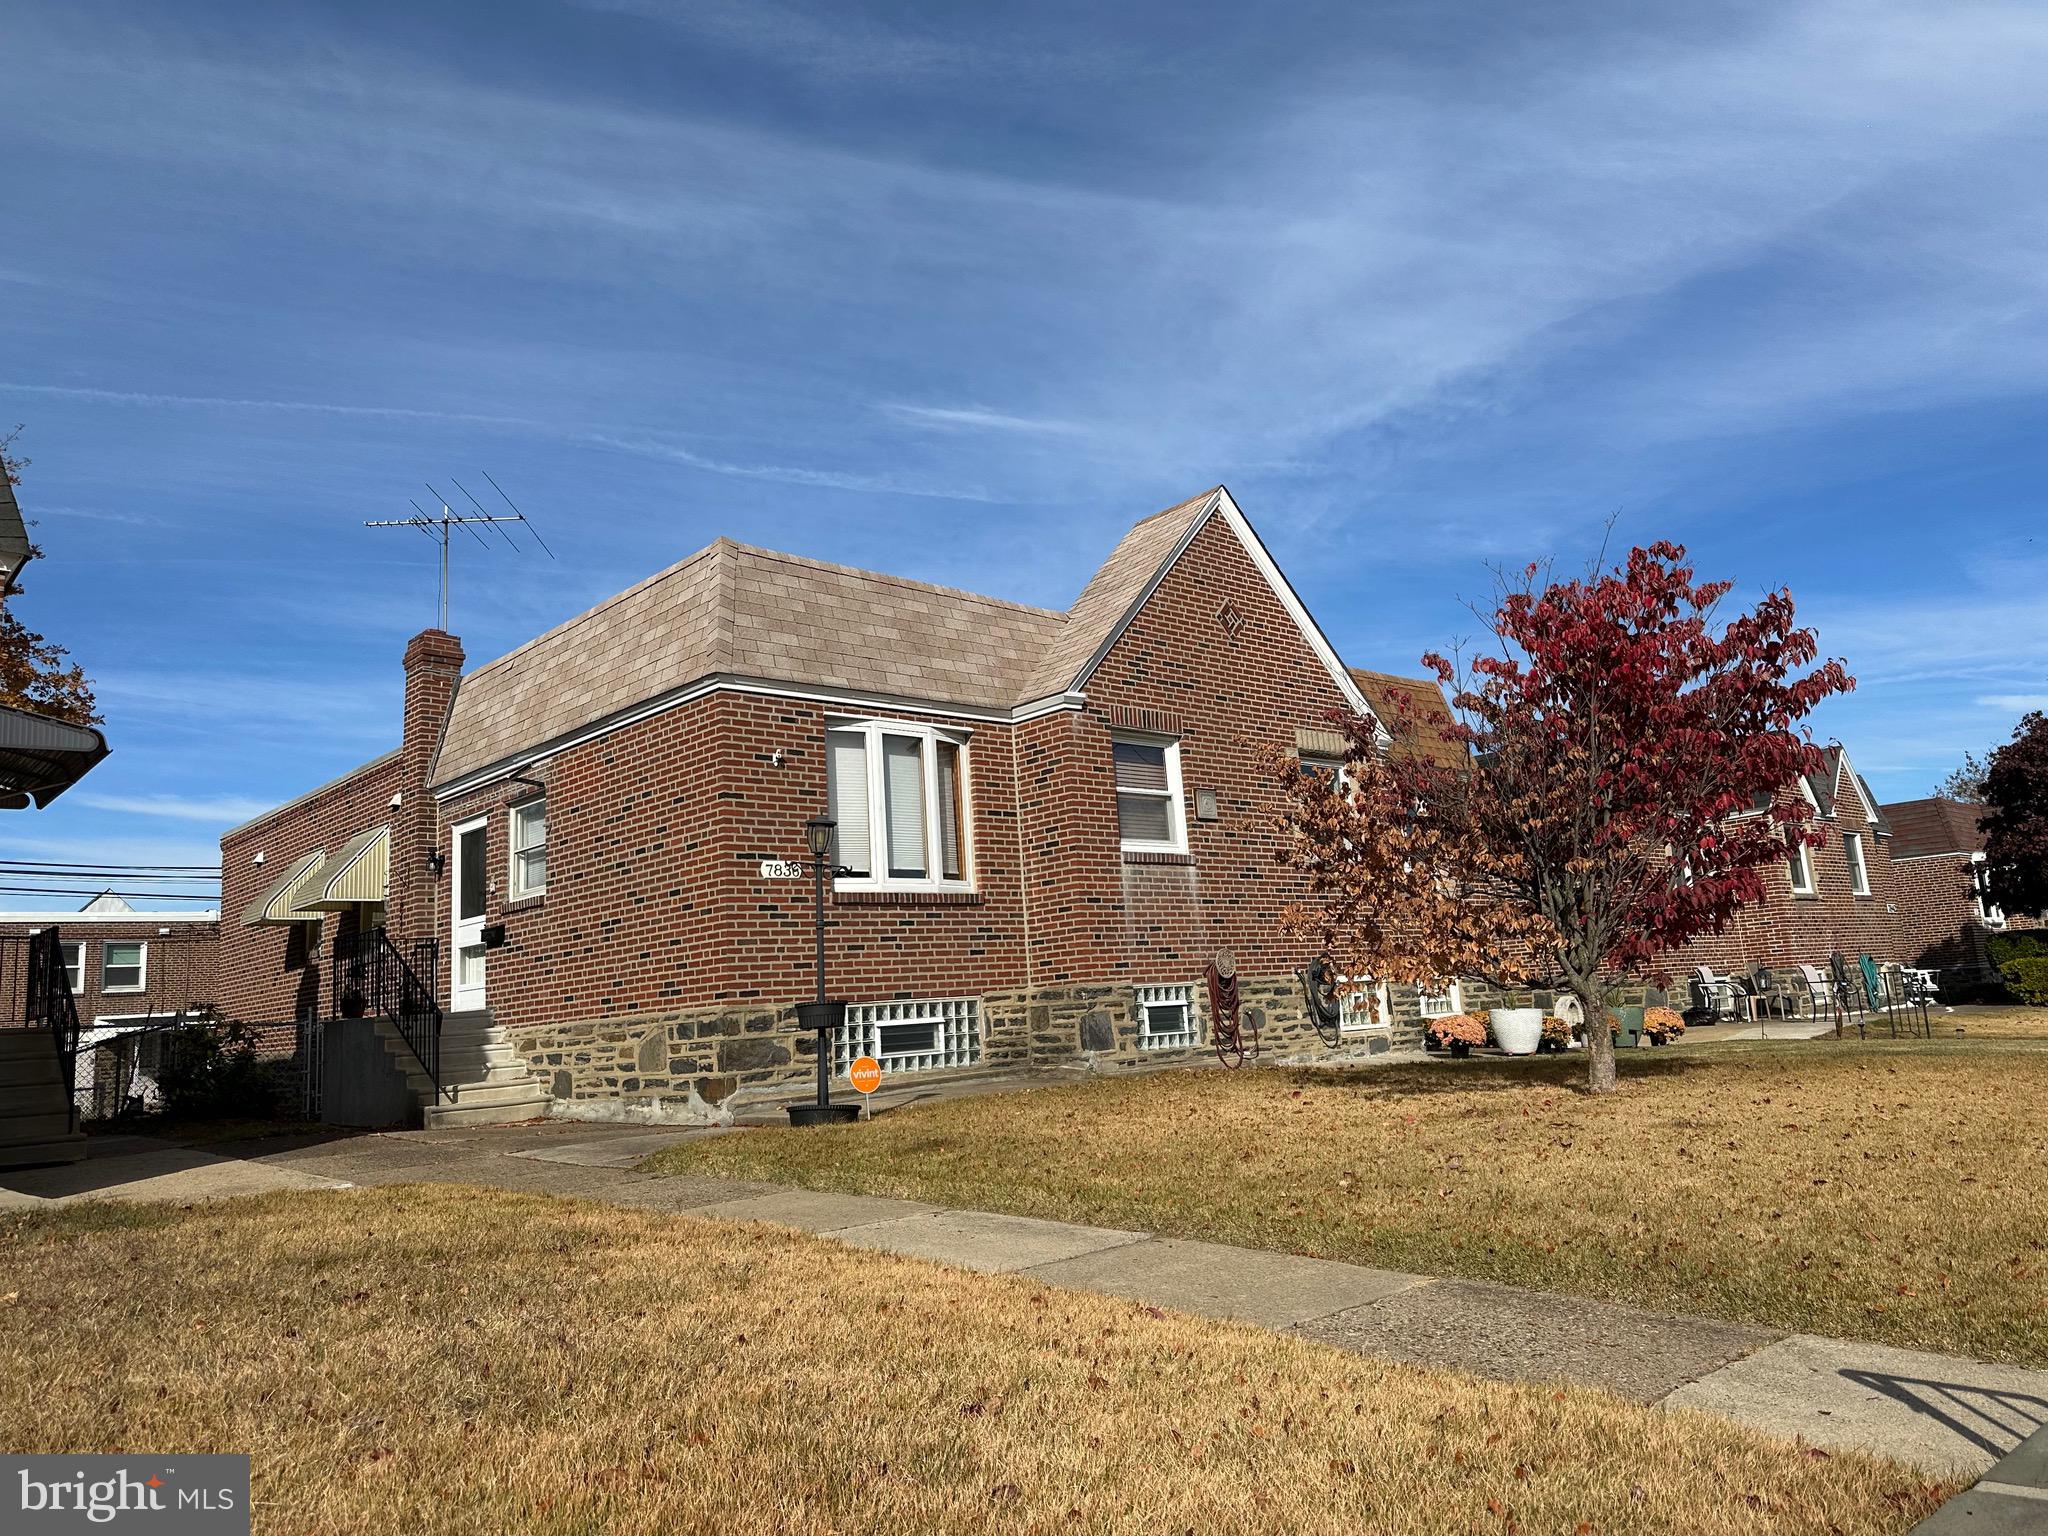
[788,814,859,1126]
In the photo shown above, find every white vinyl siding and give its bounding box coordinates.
[1843,832,1870,897]
[509,797,547,898]
[101,940,147,994]
[825,721,973,892]
[836,998,981,1074]
[1135,984,1197,1050]
[1114,735,1186,854]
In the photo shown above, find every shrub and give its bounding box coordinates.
[1539,1015,1572,1050]
[1425,1012,1489,1049]
[1999,956,2048,1007]
[1987,932,2048,970]
[153,1019,286,1120]
[1643,1006,1687,1044]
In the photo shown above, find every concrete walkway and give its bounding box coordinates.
[5,1120,2045,1486]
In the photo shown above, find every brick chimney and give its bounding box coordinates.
[392,629,464,946]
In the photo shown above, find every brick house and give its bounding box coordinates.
[1656,747,1912,998]
[0,893,219,1115]
[220,488,1479,1122]
[1880,796,2043,986]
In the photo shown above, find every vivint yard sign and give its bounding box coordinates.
[7,1455,250,1534]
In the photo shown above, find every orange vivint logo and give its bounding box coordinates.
[848,1056,882,1094]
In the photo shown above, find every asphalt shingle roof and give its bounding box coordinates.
[1881,796,1986,859]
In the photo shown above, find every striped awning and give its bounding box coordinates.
[296,826,389,911]
[239,850,327,927]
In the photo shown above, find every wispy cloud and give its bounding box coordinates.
[73,792,273,823]
[579,433,1008,503]
[1977,694,2048,712]
[0,381,538,430]
[881,403,1086,436]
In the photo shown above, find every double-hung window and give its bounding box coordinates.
[1843,832,1870,898]
[1113,734,1186,854]
[509,797,547,899]
[826,721,971,890]
[59,941,84,994]
[102,940,147,994]
[1786,829,1817,896]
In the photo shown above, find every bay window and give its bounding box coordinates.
[826,720,971,889]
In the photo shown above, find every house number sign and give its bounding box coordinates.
[758,859,807,879]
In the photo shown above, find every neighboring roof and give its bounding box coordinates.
[0,466,31,599]
[0,909,218,926]
[1347,670,1465,770]
[0,702,108,809]
[1015,488,1221,701]
[1882,796,1986,859]
[79,891,137,915]
[219,748,401,840]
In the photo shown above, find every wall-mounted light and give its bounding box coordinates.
[426,849,446,877]
[252,851,267,867]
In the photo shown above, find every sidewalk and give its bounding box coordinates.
[6,1119,2044,1486]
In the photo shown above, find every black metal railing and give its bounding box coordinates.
[332,928,445,1102]
[22,928,83,1111]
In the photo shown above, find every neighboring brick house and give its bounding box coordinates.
[220,488,1477,1120]
[1659,747,1909,992]
[1881,796,2044,985]
[0,892,219,1026]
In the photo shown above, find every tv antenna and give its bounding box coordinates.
[365,472,554,631]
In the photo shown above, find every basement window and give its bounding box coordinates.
[1135,984,1198,1050]
[827,721,972,892]
[836,998,982,1075]
[1416,981,1463,1019]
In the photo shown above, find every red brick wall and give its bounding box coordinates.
[1016,514,1352,989]
[1660,807,1906,983]
[0,917,217,1025]
[1891,852,2045,981]
[217,754,402,1024]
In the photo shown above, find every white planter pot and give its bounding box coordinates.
[1489,1007,1544,1056]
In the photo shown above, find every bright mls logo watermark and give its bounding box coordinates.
[5,1456,249,1534]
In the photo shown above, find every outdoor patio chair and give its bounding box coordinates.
[1795,964,1838,1020]
[1692,965,1748,1022]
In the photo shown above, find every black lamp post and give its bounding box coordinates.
[788,814,858,1126]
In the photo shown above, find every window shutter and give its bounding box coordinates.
[828,731,872,876]
[883,735,927,877]
[936,741,963,880]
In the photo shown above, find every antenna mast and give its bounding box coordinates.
[364,476,552,630]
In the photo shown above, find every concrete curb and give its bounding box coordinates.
[1911,1419,2048,1533]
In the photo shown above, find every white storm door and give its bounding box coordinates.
[450,817,488,1011]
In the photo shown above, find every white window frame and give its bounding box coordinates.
[1417,980,1464,1019]
[508,796,548,899]
[826,719,974,894]
[1843,832,1870,898]
[1787,830,1817,896]
[59,940,84,994]
[1134,983,1199,1050]
[1972,861,2006,929]
[1339,977,1392,1033]
[101,939,148,995]
[1113,731,1187,856]
[835,998,981,1074]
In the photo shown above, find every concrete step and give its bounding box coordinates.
[0,1079,67,1114]
[0,1030,60,1060]
[422,1089,550,1129]
[0,1131,87,1169]
[0,1109,81,1144]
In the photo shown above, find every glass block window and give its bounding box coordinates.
[1417,982,1462,1018]
[1135,984,1198,1050]
[837,998,981,1074]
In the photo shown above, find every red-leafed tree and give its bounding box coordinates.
[0,429,99,727]
[1278,542,1853,1094]
[1980,712,2048,918]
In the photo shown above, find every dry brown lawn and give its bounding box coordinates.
[0,1188,1945,1535]
[652,1034,2048,1366]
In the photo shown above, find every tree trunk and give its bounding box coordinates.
[1574,980,1616,1094]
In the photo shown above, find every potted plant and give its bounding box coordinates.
[1426,1012,1488,1058]
[1538,1015,1573,1052]
[1643,1006,1687,1045]
[1488,1005,1545,1056]
[338,987,368,1019]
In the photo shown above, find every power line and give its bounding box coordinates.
[0,861,221,871]
[0,887,220,901]
[0,866,220,879]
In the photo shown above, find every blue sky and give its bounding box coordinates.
[5,0,2047,912]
